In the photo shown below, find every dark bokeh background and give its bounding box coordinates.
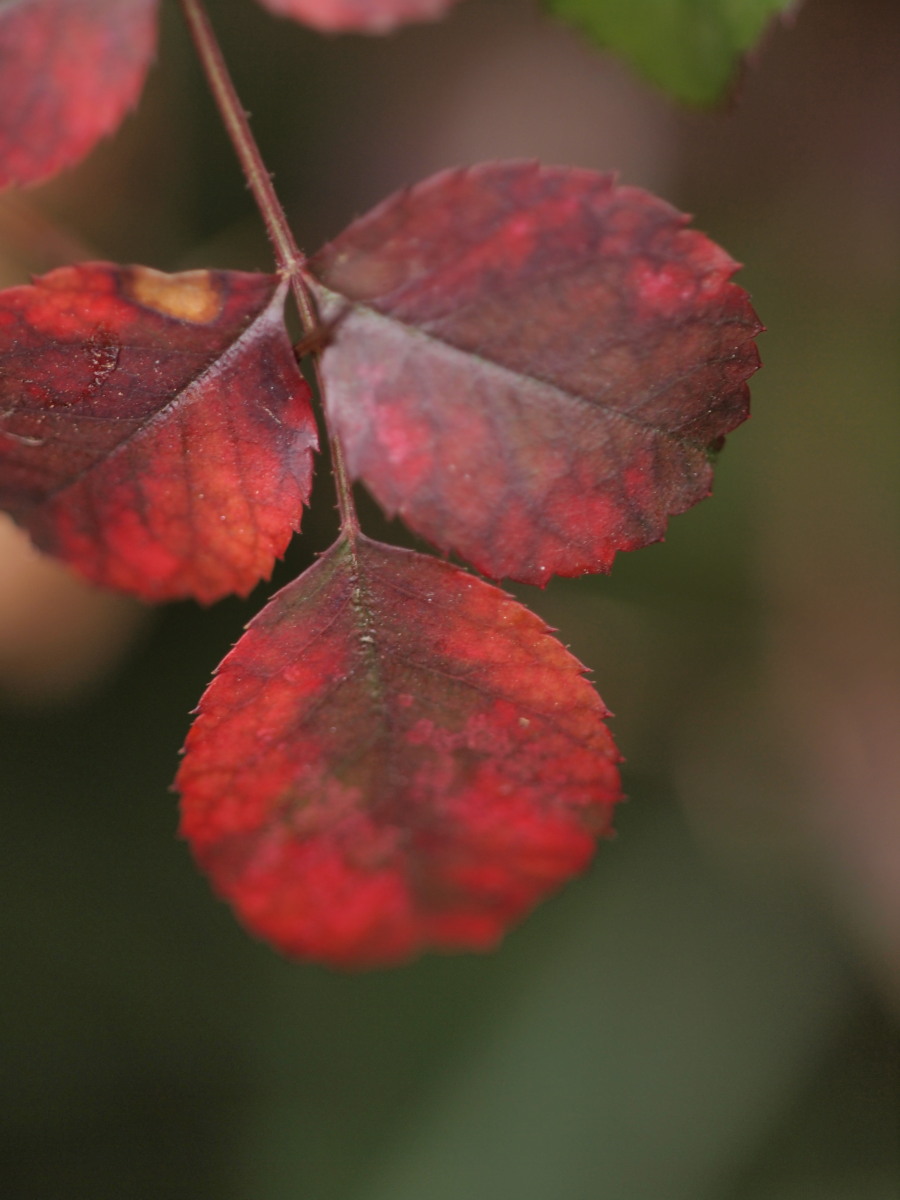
[2,0,898,1196]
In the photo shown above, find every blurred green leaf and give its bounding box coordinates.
[544,0,794,104]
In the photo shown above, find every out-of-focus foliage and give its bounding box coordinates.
[545,0,797,104]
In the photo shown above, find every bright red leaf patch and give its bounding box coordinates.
[256,0,460,33]
[0,0,158,190]
[306,162,762,585]
[0,263,316,602]
[177,534,621,967]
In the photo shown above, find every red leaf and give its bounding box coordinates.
[177,534,621,967]
[0,0,158,190]
[256,0,460,34]
[0,263,317,603]
[305,162,762,585]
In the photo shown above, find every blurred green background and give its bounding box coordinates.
[1,0,898,1196]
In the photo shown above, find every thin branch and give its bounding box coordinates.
[178,0,359,536]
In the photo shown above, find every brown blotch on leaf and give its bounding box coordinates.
[127,267,224,324]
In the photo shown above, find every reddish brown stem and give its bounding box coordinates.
[177,0,359,536]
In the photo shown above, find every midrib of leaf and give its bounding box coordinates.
[346,536,386,708]
[338,535,400,803]
[39,280,288,504]
[319,286,725,451]
[354,539,596,746]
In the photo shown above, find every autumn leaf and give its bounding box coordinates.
[177,534,621,967]
[304,162,761,586]
[0,0,459,194]
[256,0,461,34]
[544,0,796,106]
[0,0,158,190]
[0,263,317,603]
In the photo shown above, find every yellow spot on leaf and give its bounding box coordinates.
[127,267,223,324]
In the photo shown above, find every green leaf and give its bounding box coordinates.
[544,0,794,105]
